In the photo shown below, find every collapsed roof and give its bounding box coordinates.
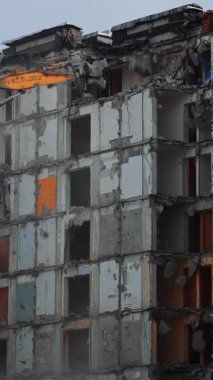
[0,4,212,95]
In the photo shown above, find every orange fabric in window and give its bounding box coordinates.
[0,236,9,273]
[0,288,8,321]
[37,176,57,215]
[200,211,212,252]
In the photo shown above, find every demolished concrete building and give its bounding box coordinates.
[0,3,213,379]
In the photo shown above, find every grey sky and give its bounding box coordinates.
[1,0,213,47]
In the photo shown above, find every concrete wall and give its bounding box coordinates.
[0,83,156,379]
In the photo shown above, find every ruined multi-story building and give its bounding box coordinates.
[0,3,213,380]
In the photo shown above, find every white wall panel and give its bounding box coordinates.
[20,123,36,167]
[100,101,119,150]
[121,155,142,199]
[99,260,119,312]
[36,271,55,315]
[121,256,142,310]
[38,117,57,159]
[16,327,33,373]
[37,219,56,266]
[19,174,35,216]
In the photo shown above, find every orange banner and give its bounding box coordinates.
[0,70,73,90]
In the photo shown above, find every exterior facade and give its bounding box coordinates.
[0,4,213,380]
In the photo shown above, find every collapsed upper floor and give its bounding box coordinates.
[1,3,213,101]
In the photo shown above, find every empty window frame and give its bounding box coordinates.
[200,210,212,252]
[157,313,212,365]
[70,168,90,207]
[188,126,197,143]
[199,154,211,196]
[157,318,182,363]
[185,323,212,364]
[157,317,211,364]
[0,339,7,375]
[157,207,185,252]
[188,210,212,253]
[71,115,91,157]
[0,135,11,166]
[3,182,10,218]
[186,325,200,364]
[156,260,211,311]
[188,213,200,253]
[68,275,89,315]
[4,135,11,166]
[201,323,212,364]
[87,82,108,99]
[157,267,182,308]
[0,182,10,219]
[0,235,9,273]
[187,158,196,197]
[198,103,211,141]
[199,266,212,309]
[184,265,212,309]
[64,329,89,371]
[0,287,8,321]
[110,68,122,95]
[184,56,203,86]
[184,104,197,143]
[66,221,90,261]
[157,264,199,310]
[5,90,12,122]
[183,268,198,309]
[184,102,211,142]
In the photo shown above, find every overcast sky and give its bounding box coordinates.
[1,0,213,47]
